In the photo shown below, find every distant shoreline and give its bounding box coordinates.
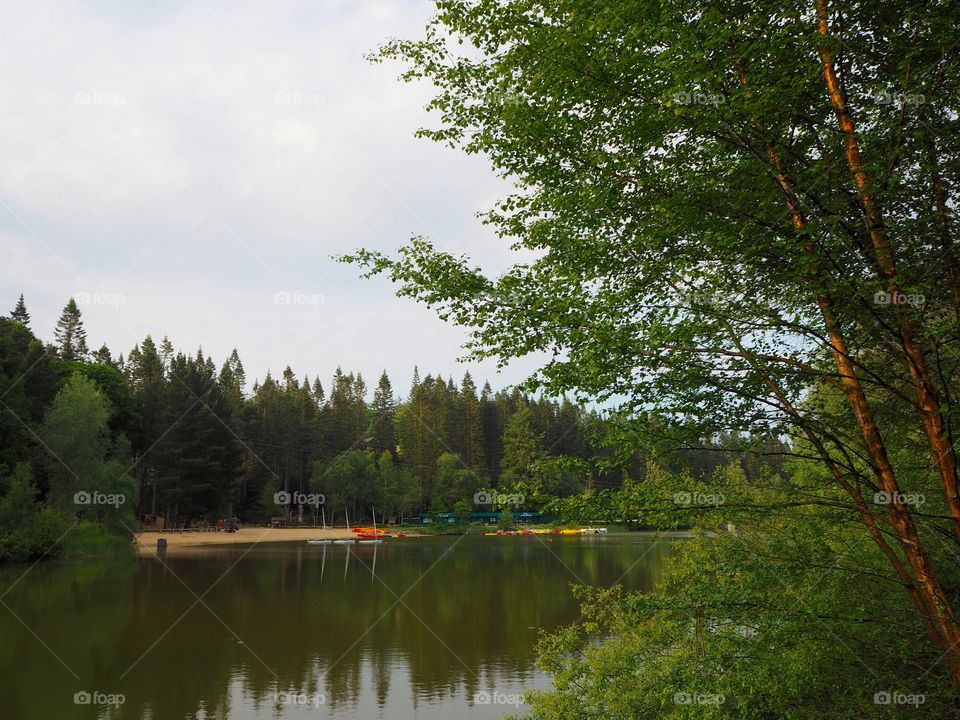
[134,526,688,555]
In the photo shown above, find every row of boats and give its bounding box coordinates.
[307,508,401,545]
[484,527,608,536]
[307,527,406,546]
[305,507,610,545]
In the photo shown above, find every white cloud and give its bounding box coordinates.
[0,0,541,395]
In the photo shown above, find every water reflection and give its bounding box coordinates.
[0,534,674,719]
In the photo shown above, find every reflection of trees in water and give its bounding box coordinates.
[0,560,137,719]
[0,538,672,719]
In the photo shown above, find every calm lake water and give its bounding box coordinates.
[0,533,674,719]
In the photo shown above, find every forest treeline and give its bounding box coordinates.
[0,293,786,559]
[0,296,585,556]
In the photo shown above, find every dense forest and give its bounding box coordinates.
[0,294,621,559]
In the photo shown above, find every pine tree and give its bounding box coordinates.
[371,370,397,453]
[353,372,368,438]
[557,398,588,457]
[218,348,246,413]
[457,372,483,467]
[396,372,445,502]
[160,336,174,369]
[126,335,166,513]
[312,376,331,461]
[221,348,245,398]
[92,343,113,366]
[128,337,165,387]
[248,371,283,494]
[201,348,215,375]
[479,381,501,476]
[294,379,318,495]
[423,375,454,452]
[329,367,357,452]
[500,399,542,483]
[54,298,89,361]
[10,294,30,326]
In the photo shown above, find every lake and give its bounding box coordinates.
[0,533,675,719]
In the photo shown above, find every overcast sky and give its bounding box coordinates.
[0,0,544,397]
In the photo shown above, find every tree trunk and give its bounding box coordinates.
[811,0,960,685]
[815,0,960,543]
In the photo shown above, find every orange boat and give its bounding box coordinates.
[353,526,406,538]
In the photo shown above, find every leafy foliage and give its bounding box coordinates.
[344,0,960,712]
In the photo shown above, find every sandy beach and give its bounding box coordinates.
[135,527,356,554]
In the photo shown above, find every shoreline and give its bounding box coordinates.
[135,527,355,554]
[134,526,689,552]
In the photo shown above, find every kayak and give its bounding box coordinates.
[307,539,332,545]
[332,539,355,544]
[357,539,383,545]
